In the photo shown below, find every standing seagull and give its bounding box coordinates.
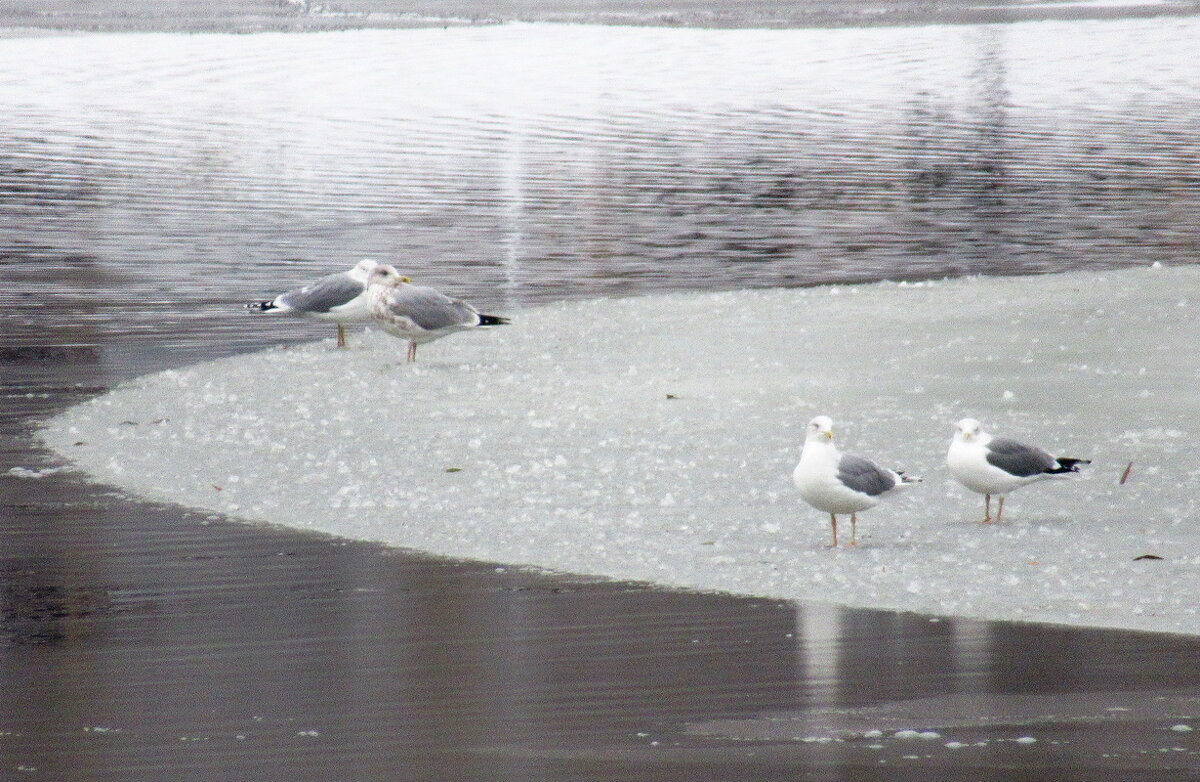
[246,259,378,348]
[947,418,1090,523]
[793,415,919,547]
[366,264,509,362]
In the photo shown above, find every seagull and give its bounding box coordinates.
[947,418,1090,523]
[246,259,378,348]
[793,415,919,547]
[365,264,509,362]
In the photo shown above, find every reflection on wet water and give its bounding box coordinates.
[0,576,115,646]
[690,603,1200,773]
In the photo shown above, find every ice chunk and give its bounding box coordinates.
[7,466,63,479]
[37,267,1200,637]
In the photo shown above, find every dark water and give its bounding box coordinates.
[3,7,1200,779]
[3,18,1198,362]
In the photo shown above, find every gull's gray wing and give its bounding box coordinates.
[985,437,1058,478]
[276,272,364,314]
[837,454,898,497]
[386,284,479,331]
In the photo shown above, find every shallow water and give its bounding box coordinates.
[4,11,1200,780]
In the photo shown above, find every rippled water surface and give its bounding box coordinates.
[2,18,1198,373]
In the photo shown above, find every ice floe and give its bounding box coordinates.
[39,266,1200,635]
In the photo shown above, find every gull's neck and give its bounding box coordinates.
[958,431,992,448]
[803,436,839,461]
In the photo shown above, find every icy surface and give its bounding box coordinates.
[39,267,1200,635]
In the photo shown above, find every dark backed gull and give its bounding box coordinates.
[947,417,1090,523]
[793,415,919,547]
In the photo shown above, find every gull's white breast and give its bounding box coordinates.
[793,448,881,515]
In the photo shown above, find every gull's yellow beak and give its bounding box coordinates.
[400,276,412,283]
[823,429,834,440]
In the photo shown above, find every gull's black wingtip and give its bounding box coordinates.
[246,300,277,312]
[478,314,510,327]
[1050,457,1091,474]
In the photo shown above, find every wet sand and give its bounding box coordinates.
[4,2,1200,778]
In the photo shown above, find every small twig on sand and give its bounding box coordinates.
[1119,461,1133,485]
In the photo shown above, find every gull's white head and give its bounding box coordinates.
[953,418,985,442]
[350,258,380,279]
[366,264,411,289]
[806,415,835,443]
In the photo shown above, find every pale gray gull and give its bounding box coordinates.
[947,417,1090,523]
[365,264,509,362]
[246,259,378,348]
[793,415,919,548]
